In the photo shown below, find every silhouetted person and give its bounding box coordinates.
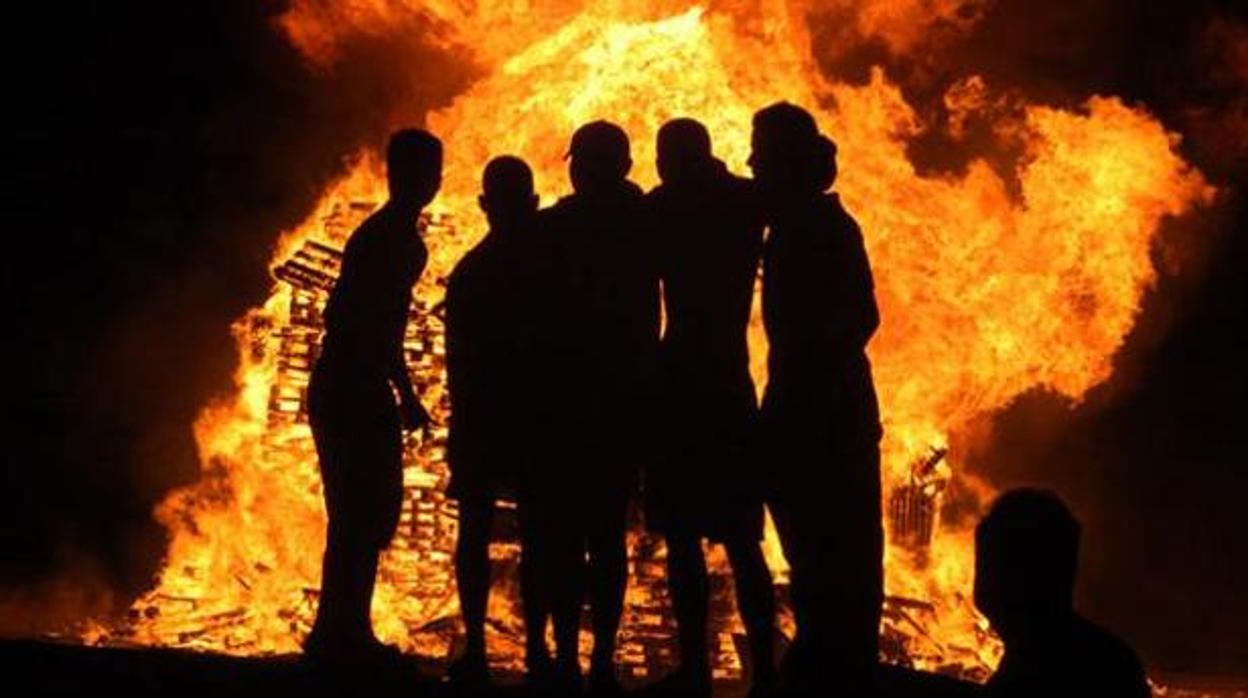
[544,120,659,695]
[304,129,440,663]
[749,102,884,695]
[975,489,1150,698]
[444,156,556,688]
[645,118,776,697]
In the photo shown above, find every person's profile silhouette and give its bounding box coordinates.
[750,102,884,695]
[304,128,440,665]
[976,489,1150,698]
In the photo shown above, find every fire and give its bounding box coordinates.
[101,0,1214,681]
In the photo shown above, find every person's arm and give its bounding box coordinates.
[392,328,428,432]
[387,274,427,432]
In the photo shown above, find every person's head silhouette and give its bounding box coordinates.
[975,488,1081,644]
[749,102,834,201]
[387,129,443,211]
[566,120,632,195]
[656,118,714,186]
[478,155,538,233]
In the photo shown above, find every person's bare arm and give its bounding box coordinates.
[392,346,428,431]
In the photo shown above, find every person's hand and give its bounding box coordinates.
[401,399,430,433]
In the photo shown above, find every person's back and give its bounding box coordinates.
[976,489,1150,698]
[650,150,760,387]
[547,178,654,412]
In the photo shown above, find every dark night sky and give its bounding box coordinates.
[4,0,1246,675]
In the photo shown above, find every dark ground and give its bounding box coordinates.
[3,641,1245,697]
[0,640,982,698]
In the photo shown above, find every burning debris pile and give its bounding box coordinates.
[94,0,1216,685]
[105,195,999,679]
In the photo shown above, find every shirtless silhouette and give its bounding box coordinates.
[304,129,440,663]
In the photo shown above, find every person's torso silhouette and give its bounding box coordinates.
[544,122,658,486]
[761,189,881,452]
[321,202,426,374]
[648,123,762,529]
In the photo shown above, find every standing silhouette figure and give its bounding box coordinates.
[749,103,884,695]
[304,129,440,663]
[544,120,659,696]
[645,118,777,698]
[444,156,555,688]
[976,489,1150,698]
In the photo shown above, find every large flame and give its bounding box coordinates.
[106,0,1214,679]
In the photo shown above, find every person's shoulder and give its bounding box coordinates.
[447,240,488,287]
[1069,616,1150,693]
[643,183,678,216]
[1073,616,1146,667]
[541,196,577,227]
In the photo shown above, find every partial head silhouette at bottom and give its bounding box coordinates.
[974,488,1079,642]
[975,488,1150,697]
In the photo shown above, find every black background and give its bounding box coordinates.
[4,0,1245,675]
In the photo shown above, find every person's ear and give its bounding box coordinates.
[529,194,539,211]
[478,194,489,214]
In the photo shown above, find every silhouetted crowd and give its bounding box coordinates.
[302,105,1152,698]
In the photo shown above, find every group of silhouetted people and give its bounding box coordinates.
[302,105,1152,698]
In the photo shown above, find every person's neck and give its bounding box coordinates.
[577,179,631,199]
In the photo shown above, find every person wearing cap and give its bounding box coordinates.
[540,120,659,695]
[749,102,884,695]
[644,117,777,698]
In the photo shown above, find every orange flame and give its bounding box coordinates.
[108,0,1214,677]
